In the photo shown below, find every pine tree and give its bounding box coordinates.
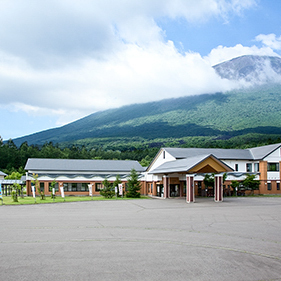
[100,179,115,198]
[126,169,141,198]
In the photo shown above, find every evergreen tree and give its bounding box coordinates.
[100,179,115,198]
[126,168,141,198]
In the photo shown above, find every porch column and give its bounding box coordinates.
[26,180,31,196]
[186,174,195,203]
[163,175,169,199]
[152,182,157,196]
[214,175,223,202]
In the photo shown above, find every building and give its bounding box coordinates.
[25,158,145,197]
[0,171,25,196]
[0,171,7,180]
[144,143,281,201]
[24,143,281,202]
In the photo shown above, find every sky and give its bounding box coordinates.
[1,0,281,140]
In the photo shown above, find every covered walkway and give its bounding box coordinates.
[149,154,233,203]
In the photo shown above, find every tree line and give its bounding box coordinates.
[0,138,157,175]
[1,133,281,176]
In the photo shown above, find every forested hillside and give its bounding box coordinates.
[12,83,281,148]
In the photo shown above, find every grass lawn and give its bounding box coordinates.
[0,195,150,205]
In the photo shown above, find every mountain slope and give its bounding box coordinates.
[213,55,281,83]
[12,55,281,147]
[12,84,281,146]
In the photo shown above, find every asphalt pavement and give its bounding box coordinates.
[0,197,281,281]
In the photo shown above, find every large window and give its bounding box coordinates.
[267,182,272,191]
[40,182,44,192]
[62,183,89,192]
[267,163,279,171]
[63,183,70,192]
[254,163,259,172]
[246,163,252,172]
[277,183,280,191]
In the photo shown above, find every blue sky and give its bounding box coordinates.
[1,0,281,141]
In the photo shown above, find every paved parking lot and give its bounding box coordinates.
[1,197,281,281]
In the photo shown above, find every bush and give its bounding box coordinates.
[11,190,18,202]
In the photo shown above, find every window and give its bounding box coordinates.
[163,151,165,159]
[235,164,238,171]
[63,183,71,192]
[40,182,44,192]
[95,183,102,192]
[246,163,252,172]
[277,183,280,191]
[151,183,153,193]
[267,182,272,191]
[267,163,279,171]
[71,183,77,191]
[254,163,259,172]
[80,183,88,192]
[62,183,89,192]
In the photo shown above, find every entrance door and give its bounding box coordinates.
[170,184,180,197]
[156,184,164,197]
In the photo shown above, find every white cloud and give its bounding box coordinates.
[206,43,279,66]
[0,0,266,128]
[255,33,281,50]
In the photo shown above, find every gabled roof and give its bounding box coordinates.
[150,154,233,174]
[249,143,281,160]
[163,147,252,160]
[25,158,145,173]
[0,171,7,176]
[163,143,281,161]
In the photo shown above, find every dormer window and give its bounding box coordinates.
[163,151,165,159]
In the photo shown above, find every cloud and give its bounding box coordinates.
[206,43,279,66]
[255,33,281,50]
[0,0,264,127]
[0,1,257,62]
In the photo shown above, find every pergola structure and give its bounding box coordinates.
[149,154,233,203]
[0,179,25,196]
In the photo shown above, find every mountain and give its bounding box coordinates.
[12,55,281,148]
[213,55,281,83]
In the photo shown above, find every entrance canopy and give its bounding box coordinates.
[149,154,233,175]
